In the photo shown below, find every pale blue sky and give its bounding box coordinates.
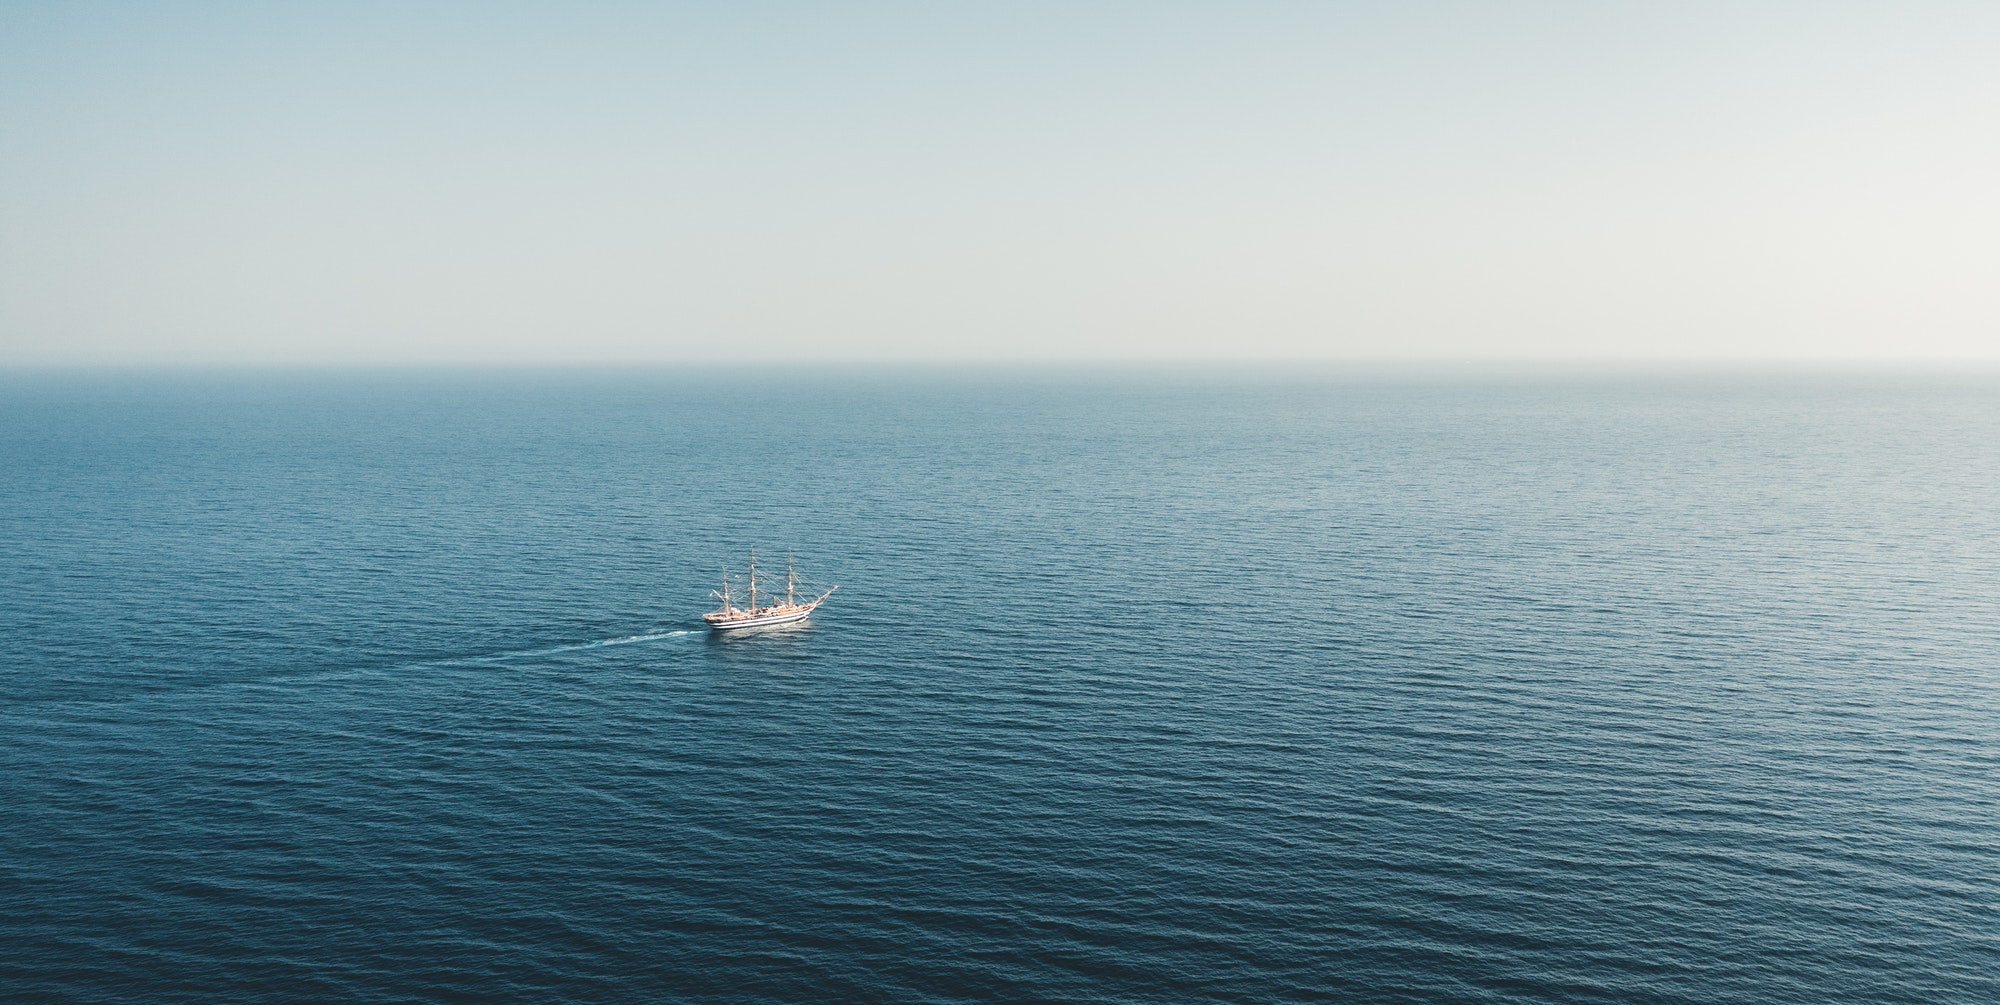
[2,2,1996,364]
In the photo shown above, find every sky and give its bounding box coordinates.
[1,1,1996,366]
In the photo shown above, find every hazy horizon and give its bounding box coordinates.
[4,2,1997,366]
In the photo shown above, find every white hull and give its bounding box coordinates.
[705,554,835,631]
[704,599,824,631]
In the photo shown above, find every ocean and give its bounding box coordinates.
[2,367,1995,1003]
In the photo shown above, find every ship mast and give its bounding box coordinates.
[719,565,733,613]
[747,549,757,613]
[786,551,796,607]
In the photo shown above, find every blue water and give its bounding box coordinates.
[2,368,1996,1003]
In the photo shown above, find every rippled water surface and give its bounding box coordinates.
[2,369,1996,1003]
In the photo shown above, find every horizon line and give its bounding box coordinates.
[7,356,2000,378]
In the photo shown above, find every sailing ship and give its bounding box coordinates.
[703,550,836,631]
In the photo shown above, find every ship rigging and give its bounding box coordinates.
[703,550,836,631]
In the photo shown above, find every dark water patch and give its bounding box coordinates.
[2,369,1997,1003]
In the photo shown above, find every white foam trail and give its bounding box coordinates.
[514,629,698,658]
[51,628,706,705]
[586,629,699,647]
